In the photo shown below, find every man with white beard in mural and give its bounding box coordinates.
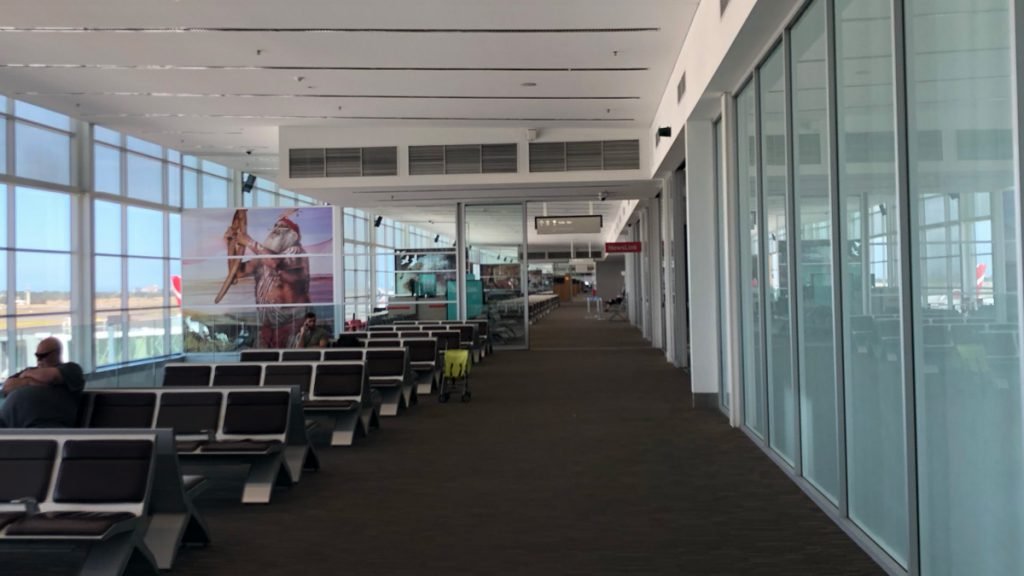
[229,216,311,348]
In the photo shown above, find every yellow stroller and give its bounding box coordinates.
[440,349,472,403]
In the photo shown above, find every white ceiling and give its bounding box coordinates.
[0,0,700,176]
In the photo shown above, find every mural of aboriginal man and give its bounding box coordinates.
[223,213,311,348]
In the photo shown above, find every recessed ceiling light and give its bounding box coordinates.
[521,82,537,87]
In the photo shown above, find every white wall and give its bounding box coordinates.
[685,121,720,396]
[649,0,803,176]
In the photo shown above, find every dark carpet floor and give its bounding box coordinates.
[8,301,884,575]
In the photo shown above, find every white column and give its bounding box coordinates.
[662,174,677,363]
[685,120,721,400]
[668,170,689,369]
[647,197,664,350]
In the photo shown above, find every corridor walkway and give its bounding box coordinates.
[28,303,882,576]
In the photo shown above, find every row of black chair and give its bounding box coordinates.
[0,428,210,574]
[78,386,317,504]
[163,361,379,444]
[230,347,415,416]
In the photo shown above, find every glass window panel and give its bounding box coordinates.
[94,200,122,254]
[202,174,228,208]
[15,187,70,251]
[14,101,70,131]
[126,153,163,204]
[168,213,181,259]
[15,123,71,185]
[95,311,124,367]
[16,251,70,314]
[127,257,164,309]
[792,0,839,502]
[257,190,276,207]
[760,45,797,464]
[0,250,7,314]
[183,155,199,169]
[126,136,162,157]
[836,0,908,565]
[0,186,7,248]
[127,206,164,257]
[183,169,198,209]
[166,149,181,164]
[201,160,229,177]
[15,314,71,373]
[736,83,765,437]
[128,310,166,361]
[0,117,7,174]
[906,0,1022,573]
[170,309,183,354]
[167,164,181,207]
[94,126,121,145]
[94,143,121,195]
[94,255,123,310]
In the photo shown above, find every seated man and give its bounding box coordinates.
[605,291,625,311]
[0,337,85,428]
[292,312,331,349]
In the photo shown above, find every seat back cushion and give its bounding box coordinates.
[323,349,364,362]
[163,364,213,387]
[88,392,157,428]
[0,440,57,502]
[213,364,263,387]
[155,392,222,435]
[406,339,437,362]
[263,364,314,395]
[222,391,289,435]
[367,339,401,348]
[281,350,322,362]
[54,440,153,503]
[366,350,405,377]
[239,350,280,362]
[313,364,363,397]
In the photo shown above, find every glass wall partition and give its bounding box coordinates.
[760,44,797,465]
[905,0,1022,573]
[835,0,908,564]
[465,204,527,348]
[736,83,765,437]
[723,0,1023,572]
[342,207,457,329]
[791,0,840,504]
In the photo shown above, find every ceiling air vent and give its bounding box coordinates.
[292,146,397,178]
[677,73,686,103]
[566,141,603,171]
[325,147,361,177]
[481,144,517,173]
[530,139,640,172]
[409,145,444,175]
[548,251,573,260]
[529,142,567,172]
[409,143,518,175]
[361,147,398,176]
[602,140,641,170]
[289,148,325,178]
[527,251,548,260]
[445,145,482,175]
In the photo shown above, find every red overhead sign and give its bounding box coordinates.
[605,242,642,254]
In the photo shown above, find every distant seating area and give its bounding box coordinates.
[0,326,502,575]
